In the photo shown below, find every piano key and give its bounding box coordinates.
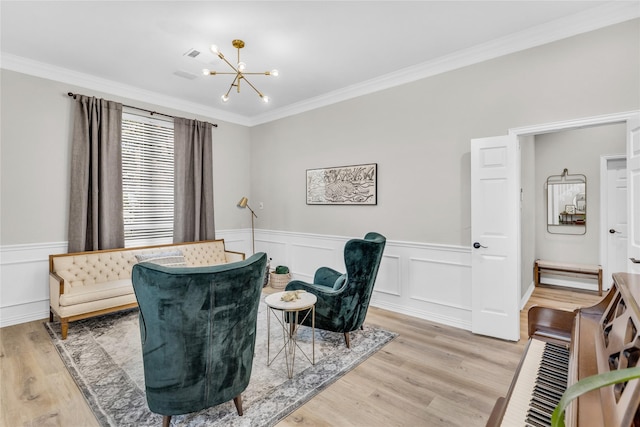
[500,340,569,426]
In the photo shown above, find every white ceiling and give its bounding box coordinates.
[1,1,638,126]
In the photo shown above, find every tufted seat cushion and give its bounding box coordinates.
[59,279,132,306]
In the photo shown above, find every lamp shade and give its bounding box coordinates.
[237,197,248,208]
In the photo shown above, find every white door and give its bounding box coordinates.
[471,135,520,341]
[603,158,627,287]
[628,116,640,274]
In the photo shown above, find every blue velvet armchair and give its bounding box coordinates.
[285,232,386,348]
[131,252,267,426]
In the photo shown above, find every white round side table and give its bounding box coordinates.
[265,291,316,378]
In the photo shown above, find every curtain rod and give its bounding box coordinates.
[67,92,218,127]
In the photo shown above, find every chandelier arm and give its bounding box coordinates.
[228,75,240,93]
[240,75,264,97]
[241,72,274,75]
[218,54,241,74]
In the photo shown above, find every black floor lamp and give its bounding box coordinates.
[237,197,257,254]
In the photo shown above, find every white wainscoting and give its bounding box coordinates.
[0,231,473,331]
[246,230,474,331]
[0,242,67,327]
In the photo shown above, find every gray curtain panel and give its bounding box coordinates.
[68,95,124,252]
[173,118,215,243]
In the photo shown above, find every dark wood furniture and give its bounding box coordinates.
[487,272,640,426]
[534,259,603,296]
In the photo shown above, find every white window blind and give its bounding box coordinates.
[122,112,174,247]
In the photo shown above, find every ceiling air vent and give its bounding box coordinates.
[184,48,201,58]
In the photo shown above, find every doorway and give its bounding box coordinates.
[471,111,639,341]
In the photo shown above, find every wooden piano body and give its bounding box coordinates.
[487,273,640,427]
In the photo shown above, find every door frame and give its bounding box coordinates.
[600,154,627,289]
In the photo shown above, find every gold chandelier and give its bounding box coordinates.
[202,39,278,103]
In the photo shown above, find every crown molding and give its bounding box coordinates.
[2,2,638,128]
[248,2,640,126]
[0,54,253,127]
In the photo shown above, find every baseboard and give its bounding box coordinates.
[370,299,472,331]
[538,277,600,293]
[1,300,50,327]
[520,281,535,310]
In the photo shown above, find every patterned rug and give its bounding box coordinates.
[46,294,396,426]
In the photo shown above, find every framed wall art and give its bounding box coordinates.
[306,163,377,205]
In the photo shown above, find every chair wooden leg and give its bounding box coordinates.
[344,332,350,348]
[162,415,171,427]
[233,394,243,416]
[61,319,69,340]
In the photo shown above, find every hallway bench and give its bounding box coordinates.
[534,259,602,296]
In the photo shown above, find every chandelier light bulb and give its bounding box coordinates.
[202,69,210,75]
[210,44,219,54]
[270,69,279,77]
[261,95,270,103]
[221,94,229,102]
[237,62,246,71]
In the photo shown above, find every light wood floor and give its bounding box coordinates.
[0,285,601,427]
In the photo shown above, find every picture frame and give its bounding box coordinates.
[306,163,377,205]
[565,204,576,214]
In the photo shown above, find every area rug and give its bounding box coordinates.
[45,294,396,426]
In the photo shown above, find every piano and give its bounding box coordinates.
[487,273,640,427]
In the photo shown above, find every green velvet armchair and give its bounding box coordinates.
[285,232,386,348]
[131,252,267,426]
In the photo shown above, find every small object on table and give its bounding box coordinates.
[280,290,306,302]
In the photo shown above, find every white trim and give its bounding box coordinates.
[509,111,639,136]
[0,54,252,127]
[520,281,535,310]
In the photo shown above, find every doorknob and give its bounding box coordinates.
[609,229,620,234]
[473,242,487,249]
[631,258,640,264]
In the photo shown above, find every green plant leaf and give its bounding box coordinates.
[551,366,640,427]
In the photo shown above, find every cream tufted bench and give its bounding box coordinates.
[49,239,244,339]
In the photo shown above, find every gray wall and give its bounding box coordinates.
[248,20,639,246]
[521,135,536,294]
[534,124,626,265]
[1,20,638,250]
[0,70,252,245]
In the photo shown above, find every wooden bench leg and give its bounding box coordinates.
[534,261,540,287]
[598,268,603,296]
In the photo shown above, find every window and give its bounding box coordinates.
[121,112,174,247]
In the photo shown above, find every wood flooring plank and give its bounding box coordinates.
[0,286,602,427]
